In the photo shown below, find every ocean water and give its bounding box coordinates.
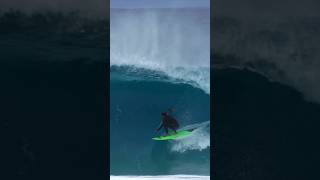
[0,11,108,178]
[110,8,210,176]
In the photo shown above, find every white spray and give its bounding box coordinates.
[111,9,210,93]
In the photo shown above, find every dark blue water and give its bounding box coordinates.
[213,67,320,180]
[0,11,108,179]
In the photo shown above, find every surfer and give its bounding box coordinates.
[156,108,179,135]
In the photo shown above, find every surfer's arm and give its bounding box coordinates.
[156,123,163,131]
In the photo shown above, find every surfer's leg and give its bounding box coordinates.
[164,127,169,135]
[170,122,179,134]
[169,127,177,134]
[173,128,177,134]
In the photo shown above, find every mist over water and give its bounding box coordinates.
[111,8,210,93]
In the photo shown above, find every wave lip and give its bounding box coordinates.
[111,65,210,94]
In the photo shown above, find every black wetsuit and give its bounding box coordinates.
[157,114,179,134]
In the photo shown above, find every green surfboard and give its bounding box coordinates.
[152,129,194,141]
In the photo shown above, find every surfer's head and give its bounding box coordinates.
[161,112,167,116]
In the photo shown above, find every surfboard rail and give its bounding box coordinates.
[152,129,194,141]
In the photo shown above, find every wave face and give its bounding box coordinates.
[110,8,210,176]
[110,66,210,175]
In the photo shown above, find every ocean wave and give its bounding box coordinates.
[213,17,320,104]
[110,8,210,175]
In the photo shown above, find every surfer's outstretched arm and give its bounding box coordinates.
[156,123,163,131]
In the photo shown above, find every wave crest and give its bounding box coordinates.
[111,9,210,94]
[111,65,209,94]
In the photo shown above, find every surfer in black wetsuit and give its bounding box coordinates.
[156,108,180,135]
